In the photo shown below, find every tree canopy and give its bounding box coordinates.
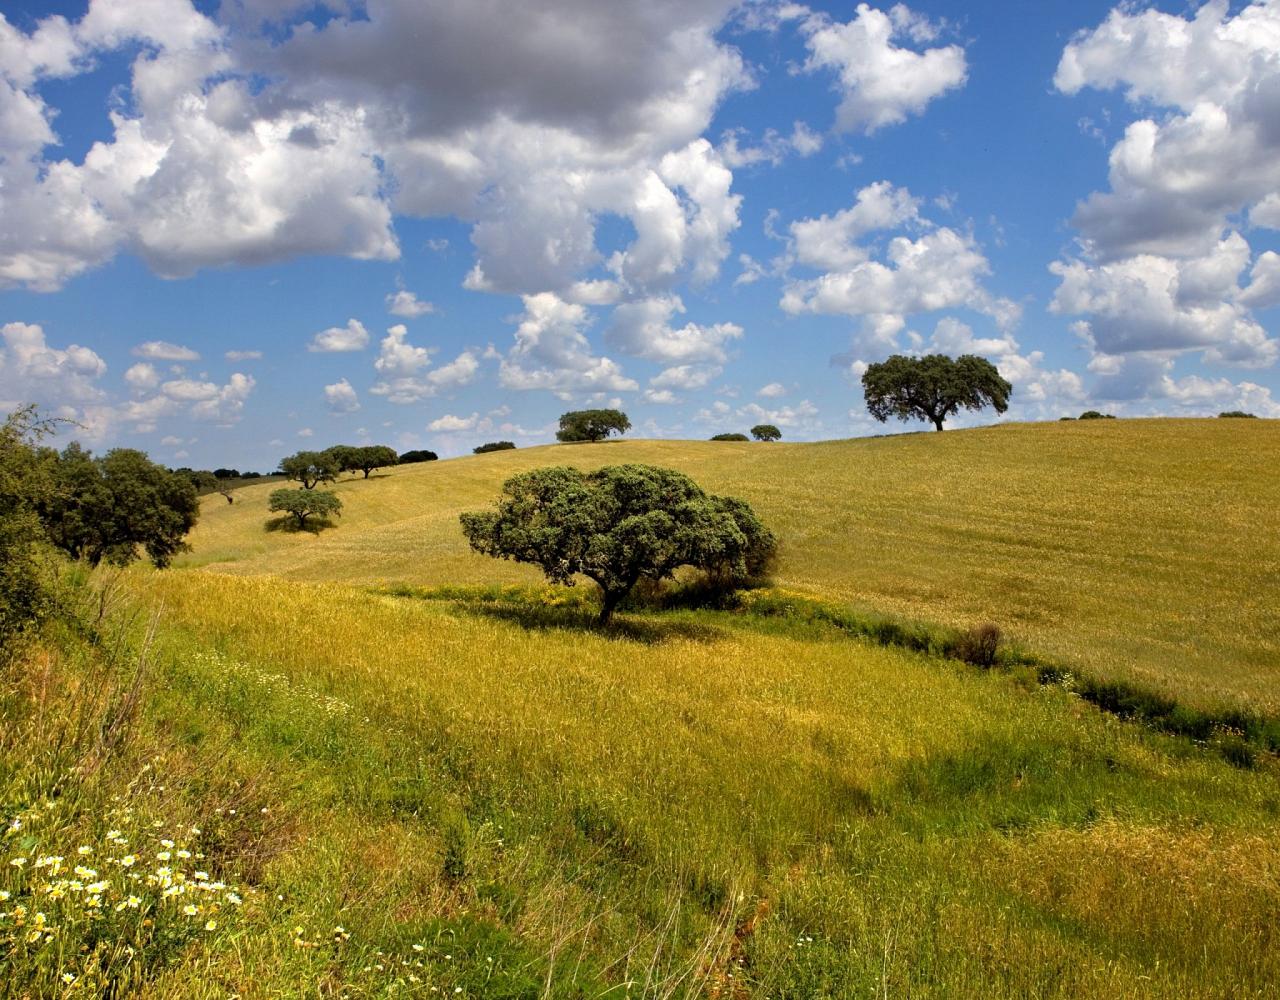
[750,424,782,441]
[460,464,775,624]
[268,488,342,529]
[555,409,631,443]
[40,444,200,568]
[0,407,58,650]
[280,450,339,489]
[861,354,1012,432]
[398,449,439,464]
[474,441,516,454]
[328,444,398,478]
[710,433,750,441]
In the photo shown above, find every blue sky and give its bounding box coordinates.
[3,0,1279,470]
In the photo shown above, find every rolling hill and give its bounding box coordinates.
[181,418,1280,714]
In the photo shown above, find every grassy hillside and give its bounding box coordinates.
[181,419,1280,713]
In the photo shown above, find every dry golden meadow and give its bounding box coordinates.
[4,418,1279,997]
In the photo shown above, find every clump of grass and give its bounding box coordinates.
[949,623,1002,668]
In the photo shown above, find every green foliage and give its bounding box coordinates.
[459,464,776,623]
[751,423,782,441]
[473,441,516,454]
[398,449,438,464]
[268,488,343,528]
[327,444,398,478]
[0,406,58,653]
[1078,410,1115,420]
[40,444,199,568]
[554,409,631,443]
[212,468,240,479]
[710,432,749,441]
[1218,411,1257,418]
[861,354,1012,431]
[279,450,339,489]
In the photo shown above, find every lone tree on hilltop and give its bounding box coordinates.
[555,408,631,443]
[280,450,339,489]
[751,424,781,442]
[40,444,200,567]
[268,488,342,529]
[861,354,1011,432]
[460,464,776,625]
[398,449,438,464]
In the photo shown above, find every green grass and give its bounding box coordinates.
[180,419,1280,714]
[5,570,1280,997]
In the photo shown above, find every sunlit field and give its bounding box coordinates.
[181,419,1280,713]
[6,418,1280,997]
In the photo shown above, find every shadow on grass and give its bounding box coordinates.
[452,601,725,645]
[264,516,340,535]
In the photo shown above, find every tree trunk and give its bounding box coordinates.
[597,588,624,626]
[932,415,945,431]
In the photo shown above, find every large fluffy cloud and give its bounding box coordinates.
[0,0,751,296]
[1053,3,1280,387]
[780,181,1018,344]
[799,4,967,134]
[498,292,637,396]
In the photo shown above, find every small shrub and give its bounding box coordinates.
[1217,411,1257,418]
[951,623,1002,668]
[472,441,516,454]
[1078,410,1116,420]
[710,433,750,441]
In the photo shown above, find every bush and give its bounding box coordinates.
[473,441,516,454]
[398,449,439,464]
[950,623,1002,668]
[710,433,749,441]
[0,407,57,655]
[1078,410,1115,420]
[1218,411,1257,418]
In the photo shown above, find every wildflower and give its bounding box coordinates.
[205,919,217,931]
[61,973,75,985]
[106,830,121,840]
[226,892,242,905]
[127,896,141,908]
[10,857,27,867]
[412,944,425,952]
[183,904,198,916]
[194,870,209,881]
[86,896,102,908]
[120,855,136,867]
[160,839,175,849]
[73,866,96,879]
[8,819,20,832]
[0,890,8,900]
[156,851,171,861]
[176,849,191,859]
[77,846,92,856]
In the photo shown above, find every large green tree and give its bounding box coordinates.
[327,444,398,478]
[861,354,1012,432]
[41,445,200,568]
[268,488,342,529]
[280,450,340,489]
[750,424,782,442]
[555,409,631,443]
[460,464,775,624]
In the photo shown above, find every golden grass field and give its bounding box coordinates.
[5,418,1279,997]
[181,418,1280,714]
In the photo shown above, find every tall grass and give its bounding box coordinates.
[4,568,1256,997]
